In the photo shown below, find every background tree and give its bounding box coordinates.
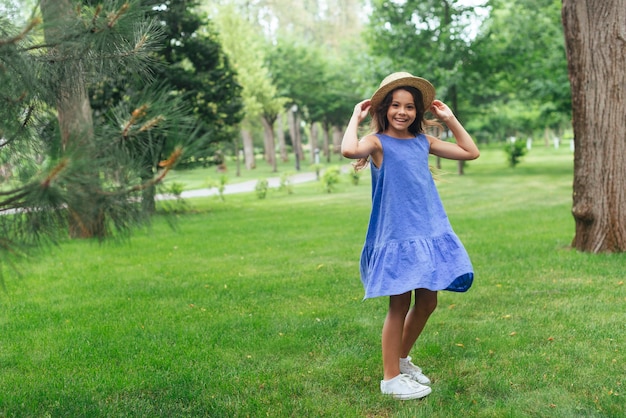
[265,39,328,170]
[211,4,287,174]
[1,1,193,254]
[88,0,244,208]
[141,0,243,168]
[204,0,366,169]
[562,0,626,253]
[466,0,570,143]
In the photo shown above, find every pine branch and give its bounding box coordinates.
[0,17,41,47]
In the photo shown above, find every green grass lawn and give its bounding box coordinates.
[1,145,624,417]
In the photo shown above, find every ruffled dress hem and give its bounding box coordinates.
[359,232,474,299]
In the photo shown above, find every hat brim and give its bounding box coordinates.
[370,76,435,115]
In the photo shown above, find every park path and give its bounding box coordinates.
[155,171,319,200]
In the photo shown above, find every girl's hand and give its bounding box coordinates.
[430,100,454,122]
[353,99,372,123]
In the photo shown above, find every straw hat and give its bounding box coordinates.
[370,72,435,114]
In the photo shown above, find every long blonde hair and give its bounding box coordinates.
[353,86,442,170]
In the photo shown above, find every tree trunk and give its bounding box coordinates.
[562,0,626,252]
[234,135,241,177]
[276,112,288,162]
[241,128,256,170]
[309,122,319,164]
[332,126,342,160]
[42,0,105,239]
[288,108,303,170]
[260,115,277,172]
[322,121,331,163]
[295,114,304,168]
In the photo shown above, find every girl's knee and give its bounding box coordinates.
[389,292,412,315]
[415,290,438,314]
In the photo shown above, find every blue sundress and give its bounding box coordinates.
[359,133,474,299]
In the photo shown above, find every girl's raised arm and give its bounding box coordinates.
[428,100,480,161]
[341,100,380,159]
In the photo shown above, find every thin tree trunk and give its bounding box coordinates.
[241,128,256,170]
[322,121,330,163]
[295,113,304,168]
[288,107,302,170]
[234,135,241,177]
[562,0,626,252]
[260,115,277,172]
[309,122,319,164]
[276,112,288,162]
[332,126,342,160]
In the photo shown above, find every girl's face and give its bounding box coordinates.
[385,89,417,135]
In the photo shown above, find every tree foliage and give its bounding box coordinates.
[88,0,244,168]
[0,1,196,259]
[364,0,571,144]
[466,0,570,138]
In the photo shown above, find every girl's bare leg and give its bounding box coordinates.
[401,289,438,357]
[381,291,412,380]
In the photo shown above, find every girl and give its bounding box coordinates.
[341,72,479,400]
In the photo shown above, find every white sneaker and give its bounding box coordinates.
[380,374,432,400]
[400,356,431,385]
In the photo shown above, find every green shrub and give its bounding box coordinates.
[504,139,528,167]
[207,175,228,201]
[167,181,185,198]
[279,172,294,194]
[159,182,188,213]
[310,163,323,180]
[255,178,269,199]
[320,166,340,193]
[349,169,361,186]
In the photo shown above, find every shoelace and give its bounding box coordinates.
[398,374,418,385]
[401,359,423,373]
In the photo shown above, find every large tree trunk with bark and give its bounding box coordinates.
[42,0,105,239]
[562,0,626,252]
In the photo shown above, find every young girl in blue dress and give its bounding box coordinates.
[341,72,480,400]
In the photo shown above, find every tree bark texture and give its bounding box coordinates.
[562,0,626,252]
[42,0,104,239]
[41,0,94,150]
